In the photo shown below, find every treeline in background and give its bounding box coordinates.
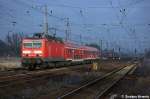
[0,32,24,57]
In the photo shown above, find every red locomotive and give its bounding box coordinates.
[21,33,100,70]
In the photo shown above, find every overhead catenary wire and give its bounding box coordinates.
[1,0,149,52]
[108,0,148,53]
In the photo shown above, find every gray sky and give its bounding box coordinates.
[0,0,150,53]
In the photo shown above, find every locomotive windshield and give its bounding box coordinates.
[23,41,41,48]
[33,42,41,48]
[23,42,32,48]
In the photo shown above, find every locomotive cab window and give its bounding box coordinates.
[23,42,32,48]
[33,42,41,48]
[23,41,42,48]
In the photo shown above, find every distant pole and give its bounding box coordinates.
[98,40,100,50]
[112,48,114,58]
[119,47,121,58]
[80,34,82,44]
[100,40,102,50]
[53,28,56,37]
[144,48,147,58]
[106,41,109,50]
[65,30,67,41]
[99,40,103,57]
[65,18,71,41]
[44,5,48,34]
[134,48,137,57]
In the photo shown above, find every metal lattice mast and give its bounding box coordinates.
[44,5,48,34]
[65,18,71,41]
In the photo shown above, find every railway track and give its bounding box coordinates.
[57,64,136,99]
[0,61,93,77]
[0,64,90,88]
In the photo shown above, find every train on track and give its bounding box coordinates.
[21,33,100,70]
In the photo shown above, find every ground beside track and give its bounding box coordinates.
[104,59,150,99]
[0,60,130,99]
[0,57,21,70]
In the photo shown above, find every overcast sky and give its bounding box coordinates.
[0,0,150,53]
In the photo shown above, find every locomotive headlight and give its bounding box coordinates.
[34,50,42,54]
[23,50,31,54]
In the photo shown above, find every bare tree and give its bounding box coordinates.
[5,32,24,56]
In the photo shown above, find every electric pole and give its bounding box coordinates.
[106,41,109,50]
[134,48,137,58]
[49,27,56,37]
[99,40,103,57]
[112,48,115,58]
[144,48,147,58]
[65,18,71,41]
[54,28,56,37]
[44,5,48,34]
[119,47,121,58]
[99,40,102,50]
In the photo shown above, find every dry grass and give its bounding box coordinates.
[0,57,21,70]
[106,58,150,98]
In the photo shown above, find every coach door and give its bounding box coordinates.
[72,49,75,60]
[61,45,65,58]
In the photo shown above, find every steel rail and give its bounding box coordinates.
[95,64,136,99]
[0,64,88,88]
[57,64,136,99]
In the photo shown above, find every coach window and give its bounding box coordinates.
[85,51,87,54]
[66,49,68,54]
[68,49,71,54]
[69,49,71,54]
[82,50,84,54]
[84,51,86,54]
[65,49,67,54]
[92,51,94,54]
